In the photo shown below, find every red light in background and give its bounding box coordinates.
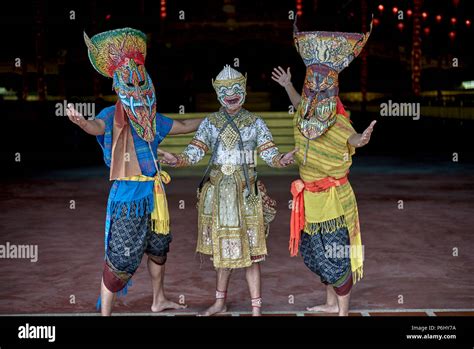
[407,9,413,16]
[424,27,430,35]
[451,17,457,24]
[296,0,303,16]
[397,22,404,31]
[392,7,398,14]
[466,19,471,27]
[160,0,166,19]
[422,12,428,19]
[373,18,380,26]
[449,31,456,39]
[105,14,111,20]
[435,15,442,22]
[378,4,384,11]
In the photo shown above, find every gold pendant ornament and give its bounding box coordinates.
[221,164,236,175]
[219,125,239,150]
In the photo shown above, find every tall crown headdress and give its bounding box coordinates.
[293,17,373,141]
[293,17,373,72]
[84,28,147,78]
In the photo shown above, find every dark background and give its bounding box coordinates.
[1,0,473,176]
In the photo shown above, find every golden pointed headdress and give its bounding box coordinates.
[212,65,247,91]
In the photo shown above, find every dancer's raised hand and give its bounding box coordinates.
[66,103,105,135]
[349,120,377,148]
[271,66,292,88]
[272,66,301,108]
[66,104,87,128]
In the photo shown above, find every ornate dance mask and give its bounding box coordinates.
[84,28,157,142]
[294,20,372,140]
[212,65,247,109]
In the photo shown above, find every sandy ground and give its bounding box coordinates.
[1,167,473,314]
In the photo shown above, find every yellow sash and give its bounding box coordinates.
[116,171,171,234]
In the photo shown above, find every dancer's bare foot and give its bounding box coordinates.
[151,299,187,312]
[197,300,227,316]
[306,303,339,313]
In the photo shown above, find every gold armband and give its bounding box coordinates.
[190,139,209,153]
[257,141,277,154]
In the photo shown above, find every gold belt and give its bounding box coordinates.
[210,165,256,189]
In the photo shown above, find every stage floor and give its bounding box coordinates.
[1,167,473,315]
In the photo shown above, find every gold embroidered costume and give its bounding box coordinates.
[176,107,282,269]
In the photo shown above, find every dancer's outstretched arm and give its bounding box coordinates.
[169,118,204,135]
[255,117,297,167]
[66,104,105,136]
[271,66,301,108]
[159,118,211,167]
[348,120,377,148]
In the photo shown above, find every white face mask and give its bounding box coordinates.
[216,82,246,109]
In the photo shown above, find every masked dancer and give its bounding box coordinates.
[159,65,297,316]
[67,28,203,315]
[272,20,375,316]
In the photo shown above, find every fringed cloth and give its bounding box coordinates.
[290,174,348,255]
[289,174,364,284]
[115,171,171,234]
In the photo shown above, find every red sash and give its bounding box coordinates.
[289,174,348,256]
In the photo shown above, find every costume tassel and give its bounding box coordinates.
[150,180,170,234]
[94,279,133,311]
[95,296,101,311]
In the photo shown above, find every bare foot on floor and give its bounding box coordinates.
[151,299,187,312]
[197,301,227,316]
[252,307,262,317]
[306,303,339,313]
